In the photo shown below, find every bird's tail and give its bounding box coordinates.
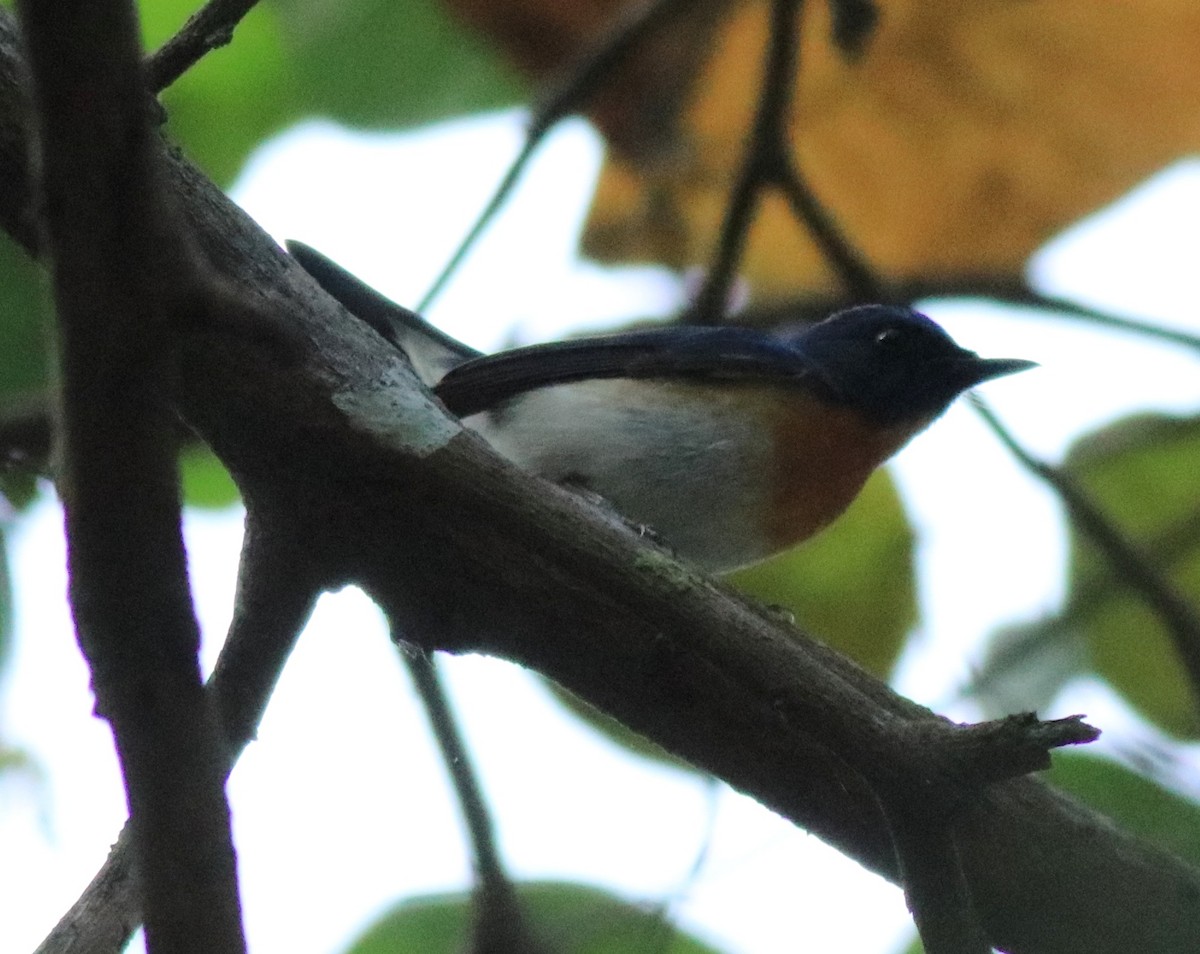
[286,240,480,385]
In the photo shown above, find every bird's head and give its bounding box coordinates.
[797,305,1035,426]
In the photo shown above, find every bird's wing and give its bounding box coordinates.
[434,326,817,418]
[287,241,480,384]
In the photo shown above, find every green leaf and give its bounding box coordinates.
[966,615,1089,720]
[0,232,51,509]
[0,745,38,782]
[344,881,727,954]
[179,446,241,510]
[145,0,292,185]
[141,0,528,186]
[1065,413,1200,736]
[1046,753,1200,867]
[971,413,1200,735]
[0,470,40,513]
[272,0,526,129]
[730,470,916,678]
[0,233,52,406]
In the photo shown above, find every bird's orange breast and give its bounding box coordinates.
[761,393,920,552]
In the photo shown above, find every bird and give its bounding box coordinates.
[287,241,1035,572]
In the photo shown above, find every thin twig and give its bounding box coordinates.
[826,0,879,56]
[691,0,804,323]
[738,273,1200,351]
[982,281,1200,354]
[402,648,548,954]
[417,135,539,314]
[403,649,509,886]
[689,0,882,320]
[144,0,263,93]
[418,0,692,312]
[774,156,882,301]
[972,394,1200,720]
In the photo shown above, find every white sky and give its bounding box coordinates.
[2,113,1200,954]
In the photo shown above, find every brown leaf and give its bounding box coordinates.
[444,0,1200,299]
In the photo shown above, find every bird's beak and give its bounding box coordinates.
[959,356,1038,387]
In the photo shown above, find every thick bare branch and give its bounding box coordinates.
[887,808,991,954]
[15,1,244,951]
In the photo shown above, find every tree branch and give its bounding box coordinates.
[144,0,263,93]
[826,0,878,57]
[773,156,882,302]
[886,807,991,954]
[692,0,804,323]
[15,1,245,952]
[34,825,140,954]
[690,0,880,322]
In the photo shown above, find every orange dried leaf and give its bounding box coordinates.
[444,0,1200,300]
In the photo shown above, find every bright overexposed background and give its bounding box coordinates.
[3,113,1200,953]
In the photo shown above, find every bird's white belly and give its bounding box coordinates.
[465,379,775,571]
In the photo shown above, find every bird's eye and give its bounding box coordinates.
[874,327,903,348]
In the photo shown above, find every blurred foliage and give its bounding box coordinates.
[1046,752,1200,867]
[0,232,51,410]
[0,744,31,772]
[179,446,241,510]
[142,0,526,186]
[271,0,525,133]
[343,881,727,954]
[0,470,39,512]
[731,470,915,679]
[1067,414,1200,736]
[968,613,1089,722]
[611,0,1200,298]
[972,413,1200,738]
[444,0,1200,298]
